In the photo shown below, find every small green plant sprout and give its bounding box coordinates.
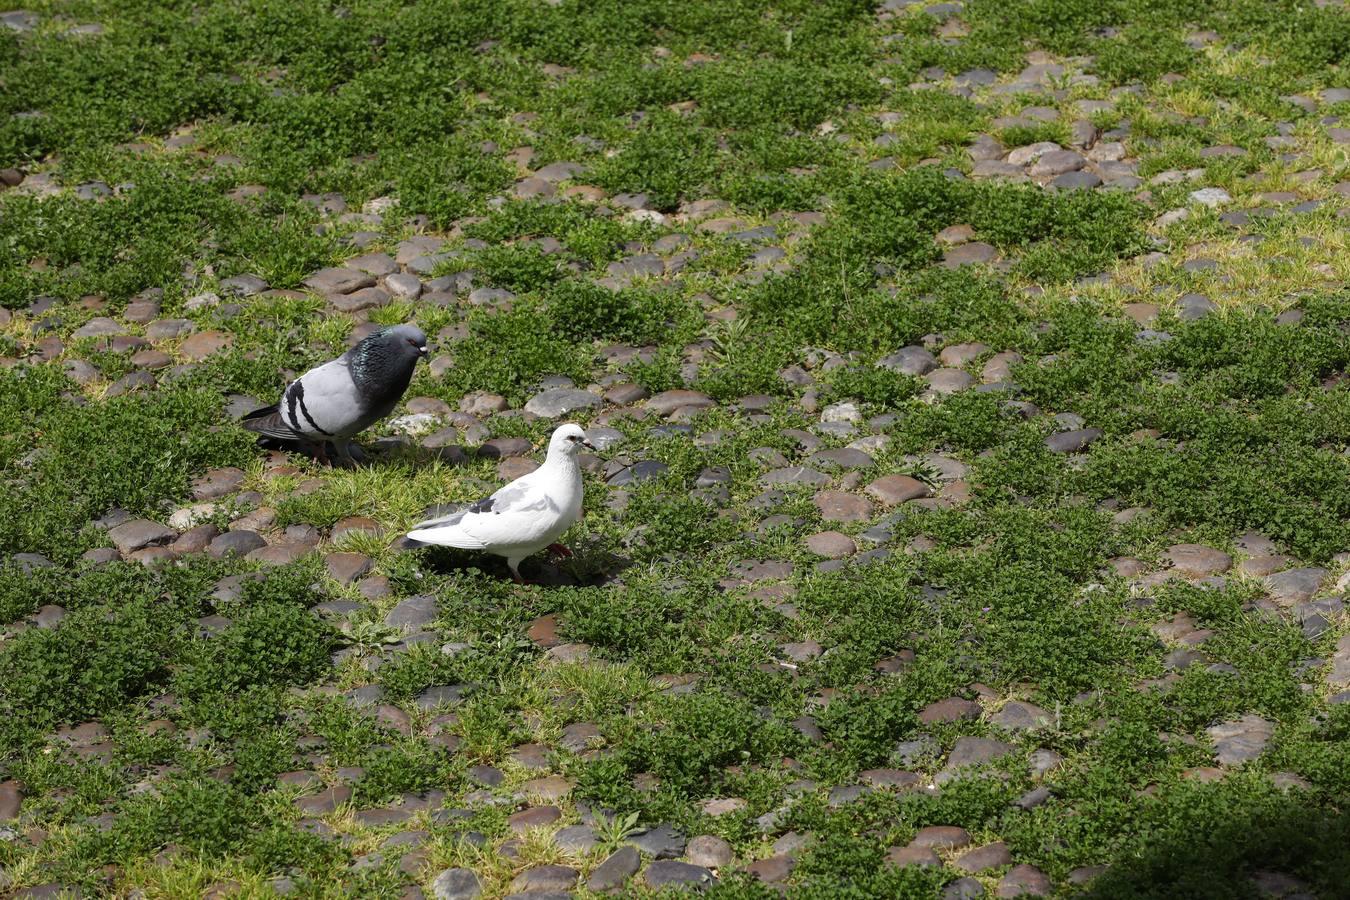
[708,316,753,365]
[339,619,402,656]
[475,631,535,658]
[592,809,643,853]
[902,458,945,492]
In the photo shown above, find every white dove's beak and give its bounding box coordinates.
[581,439,596,450]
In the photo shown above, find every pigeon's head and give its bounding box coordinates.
[549,423,595,456]
[349,324,429,397]
[376,324,429,361]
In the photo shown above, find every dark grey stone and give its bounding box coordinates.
[893,733,939,766]
[607,460,670,486]
[467,765,504,787]
[1178,293,1217,320]
[627,822,685,859]
[107,519,176,554]
[1045,428,1103,454]
[1015,785,1053,809]
[220,274,269,296]
[431,867,481,900]
[555,823,599,853]
[344,685,385,706]
[587,846,640,891]
[938,737,1016,783]
[759,467,830,487]
[13,552,54,573]
[415,685,468,709]
[643,860,717,890]
[524,388,603,418]
[1265,568,1326,604]
[509,864,577,894]
[878,346,938,376]
[944,877,987,899]
[386,595,438,631]
[1050,171,1102,190]
[208,530,267,558]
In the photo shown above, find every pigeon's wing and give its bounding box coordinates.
[277,359,363,440]
[407,478,554,549]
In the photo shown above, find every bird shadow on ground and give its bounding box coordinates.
[256,436,476,469]
[1082,790,1350,899]
[408,541,631,588]
[253,435,367,468]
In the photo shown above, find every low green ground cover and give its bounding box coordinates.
[1,0,1349,897]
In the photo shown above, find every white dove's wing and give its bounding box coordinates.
[408,475,560,550]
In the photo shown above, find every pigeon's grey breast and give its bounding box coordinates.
[347,336,418,405]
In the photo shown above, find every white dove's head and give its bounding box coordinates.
[549,423,595,457]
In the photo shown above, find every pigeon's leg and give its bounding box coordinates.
[312,442,330,466]
[508,557,526,584]
[333,440,357,469]
[547,543,573,558]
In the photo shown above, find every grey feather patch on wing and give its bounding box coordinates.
[485,482,548,514]
[412,508,469,531]
[412,483,546,531]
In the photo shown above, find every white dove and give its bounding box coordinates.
[407,423,594,582]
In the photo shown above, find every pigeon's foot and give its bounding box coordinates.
[328,441,362,469]
[547,543,573,559]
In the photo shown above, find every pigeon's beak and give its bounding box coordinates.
[581,439,596,450]
[417,345,429,358]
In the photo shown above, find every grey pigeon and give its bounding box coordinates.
[242,324,428,465]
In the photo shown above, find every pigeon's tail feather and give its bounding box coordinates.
[241,404,303,442]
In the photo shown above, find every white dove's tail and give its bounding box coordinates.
[406,524,487,550]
